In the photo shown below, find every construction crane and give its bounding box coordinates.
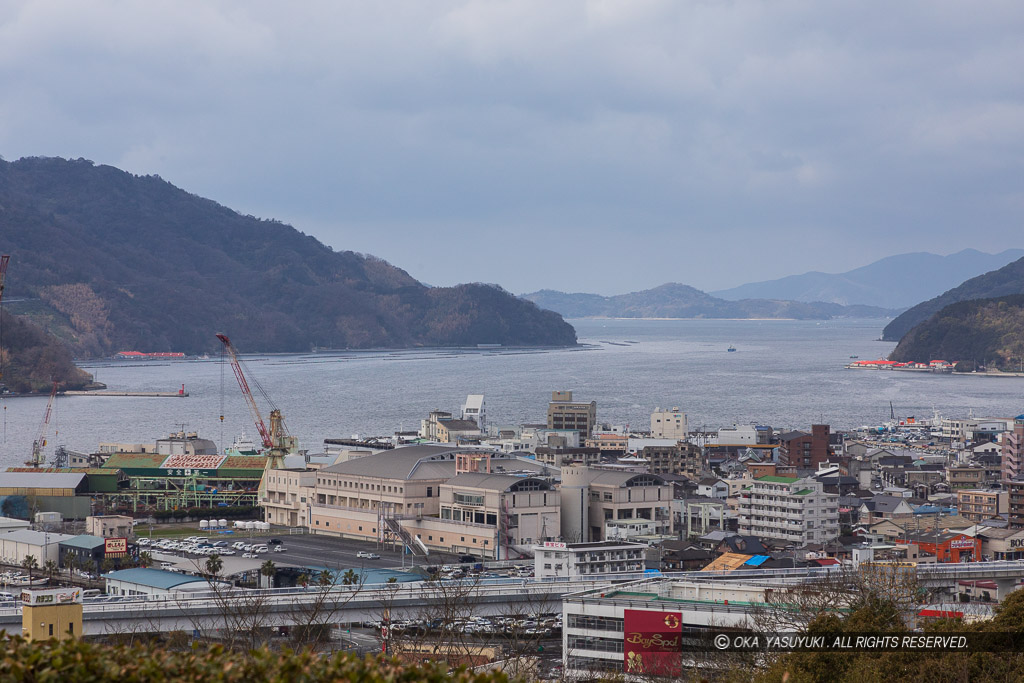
[28,380,58,466]
[0,254,10,384]
[215,334,297,472]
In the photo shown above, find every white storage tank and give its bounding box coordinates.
[218,519,228,528]
[258,522,270,531]
[234,521,245,529]
[199,520,210,530]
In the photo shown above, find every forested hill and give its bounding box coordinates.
[0,309,93,392]
[0,156,576,356]
[888,295,1024,370]
[882,255,1024,340]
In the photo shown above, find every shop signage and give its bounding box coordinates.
[949,538,975,550]
[543,542,567,549]
[624,609,682,676]
[105,537,128,555]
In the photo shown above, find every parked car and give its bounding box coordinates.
[273,546,286,553]
[242,552,257,558]
[269,539,283,545]
[356,551,380,560]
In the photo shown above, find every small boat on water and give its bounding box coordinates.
[850,355,859,359]
[727,345,737,352]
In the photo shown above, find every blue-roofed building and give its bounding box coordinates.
[103,568,224,596]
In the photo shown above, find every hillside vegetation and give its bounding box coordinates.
[0,156,576,357]
[889,295,1024,371]
[524,283,895,320]
[883,255,1024,341]
[0,308,93,392]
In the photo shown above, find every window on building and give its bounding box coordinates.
[427,487,433,498]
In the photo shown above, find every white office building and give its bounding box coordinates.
[533,540,647,580]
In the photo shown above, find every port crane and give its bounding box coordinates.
[28,380,58,466]
[215,334,297,474]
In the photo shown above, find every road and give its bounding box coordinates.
[238,533,466,572]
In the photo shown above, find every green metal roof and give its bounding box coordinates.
[758,475,799,484]
[792,489,814,496]
[59,534,106,550]
[102,453,167,470]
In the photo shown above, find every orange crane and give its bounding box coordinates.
[29,380,58,466]
[215,334,296,471]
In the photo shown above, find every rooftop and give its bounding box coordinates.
[103,568,209,590]
[59,535,107,551]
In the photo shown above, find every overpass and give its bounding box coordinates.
[5,560,1024,636]
[0,575,622,636]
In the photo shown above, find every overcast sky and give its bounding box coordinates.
[2,1,1022,295]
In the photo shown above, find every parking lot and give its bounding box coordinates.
[140,530,481,574]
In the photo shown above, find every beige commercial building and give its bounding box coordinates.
[559,467,674,543]
[651,407,688,439]
[547,391,597,440]
[264,445,557,559]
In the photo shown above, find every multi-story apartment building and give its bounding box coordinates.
[533,540,647,579]
[1002,416,1024,483]
[650,407,687,439]
[584,434,628,453]
[1008,477,1024,529]
[777,425,832,469]
[956,489,1007,523]
[547,391,597,440]
[946,464,1000,490]
[737,475,839,546]
[638,442,702,477]
[559,467,674,543]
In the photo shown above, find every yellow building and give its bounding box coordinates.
[21,587,83,641]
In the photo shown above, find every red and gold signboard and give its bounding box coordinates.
[623,609,683,676]
[104,537,128,556]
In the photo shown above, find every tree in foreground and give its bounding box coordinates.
[0,636,509,683]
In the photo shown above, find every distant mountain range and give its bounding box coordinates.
[711,249,1024,309]
[883,255,1024,341]
[522,283,897,320]
[0,156,576,359]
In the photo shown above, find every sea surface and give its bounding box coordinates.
[1,318,1023,467]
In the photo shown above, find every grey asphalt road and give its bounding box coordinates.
[259,533,467,572]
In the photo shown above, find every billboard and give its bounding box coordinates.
[21,588,82,605]
[624,609,683,676]
[105,537,128,555]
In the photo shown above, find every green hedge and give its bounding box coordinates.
[0,637,509,683]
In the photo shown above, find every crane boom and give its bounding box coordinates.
[29,380,58,466]
[216,333,273,449]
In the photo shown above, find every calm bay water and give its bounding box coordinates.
[1,318,1022,467]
